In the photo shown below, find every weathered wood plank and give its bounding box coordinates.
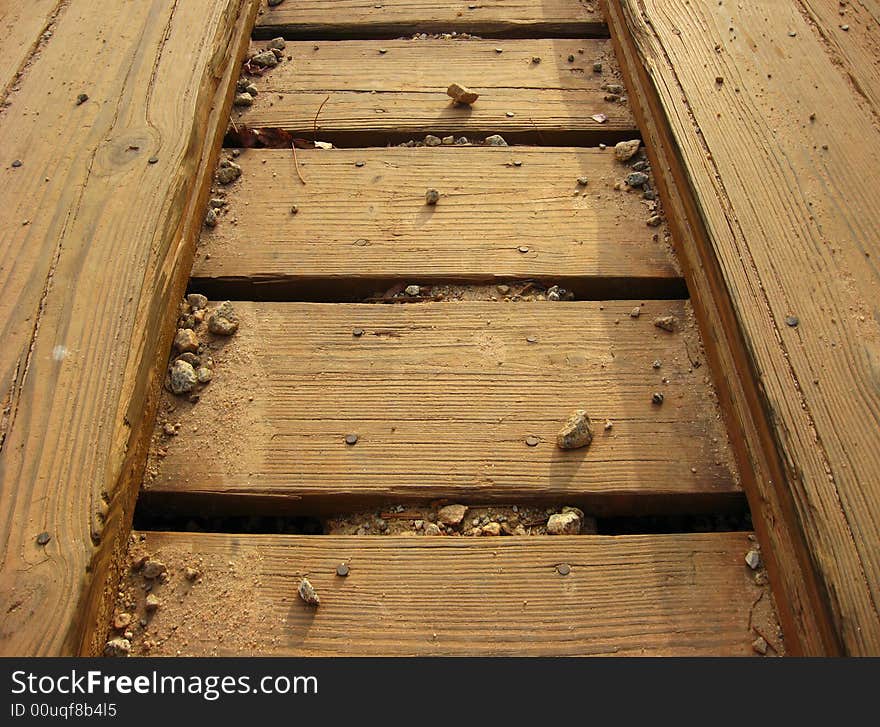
[0,0,59,98]
[796,0,880,118]
[255,0,607,40]
[0,0,259,656]
[603,0,838,657]
[125,531,776,656]
[194,147,680,297]
[611,0,880,655]
[235,39,635,144]
[143,301,739,513]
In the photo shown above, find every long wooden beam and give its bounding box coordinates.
[0,0,259,655]
[604,0,880,655]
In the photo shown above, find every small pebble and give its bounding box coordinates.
[485,134,507,146]
[145,594,161,612]
[352,328,364,337]
[447,83,479,105]
[76,93,89,105]
[36,532,51,546]
[11,160,22,168]
[614,139,640,162]
[593,61,603,73]
[148,156,159,164]
[745,549,762,570]
[630,306,641,318]
[785,315,799,327]
[298,577,320,607]
[404,284,420,296]
[752,636,769,655]
[290,205,299,214]
[425,188,440,205]
[653,315,678,332]
[556,409,593,450]
[576,177,589,186]
[652,392,664,405]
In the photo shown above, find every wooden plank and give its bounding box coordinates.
[0,0,259,656]
[796,0,880,118]
[143,301,739,513]
[124,530,778,656]
[194,147,681,298]
[254,0,607,40]
[610,0,880,655]
[603,0,838,657]
[234,39,636,144]
[0,0,59,98]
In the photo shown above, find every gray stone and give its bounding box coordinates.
[298,577,320,607]
[556,409,593,450]
[204,208,218,227]
[484,134,507,146]
[267,37,286,51]
[104,638,131,657]
[424,135,442,147]
[251,50,278,68]
[170,360,197,395]
[404,284,420,296]
[625,171,649,188]
[141,559,167,580]
[208,301,239,335]
[424,523,442,536]
[425,188,440,205]
[187,294,208,310]
[745,549,762,570]
[216,162,241,185]
[196,367,213,384]
[233,92,253,107]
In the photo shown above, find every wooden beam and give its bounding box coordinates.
[143,301,740,514]
[254,0,608,40]
[0,0,259,655]
[194,147,682,299]
[123,531,777,656]
[234,39,636,145]
[605,0,880,654]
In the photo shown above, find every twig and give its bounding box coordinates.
[291,142,306,185]
[313,95,330,138]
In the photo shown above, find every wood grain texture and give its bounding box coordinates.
[603,0,838,656]
[0,0,60,98]
[194,147,680,296]
[0,0,259,655]
[254,0,606,39]
[143,301,739,512]
[236,39,636,144]
[796,0,880,118]
[613,0,880,654]
[130,530,772,656]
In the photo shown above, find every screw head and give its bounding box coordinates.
[345,433,359,445]
[556,563,571,576]
[336,563,350,577]
[525,436,540,447]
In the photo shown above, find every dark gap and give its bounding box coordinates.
[222,128,641,150]
[597,511,752,535]
[188,275,688,304]
[135,490,749,535]
[251,25,611,42]
[133,503,325,536]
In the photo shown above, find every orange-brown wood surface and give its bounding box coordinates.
[255,0,606,39]
[144,301,739,513]
[611,0,880,654]
[0,0,259,655]
[195,147,679,297]
[129,530,772,656]
[235,38,635,144]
